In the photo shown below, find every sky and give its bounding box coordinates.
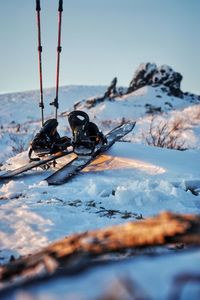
[0,0,199,94]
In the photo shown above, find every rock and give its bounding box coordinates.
[103,77,118,99]
[127,63,183,98]
[127,63,157,93]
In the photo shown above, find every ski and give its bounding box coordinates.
[0,150,74,180]
[46,121,136,185]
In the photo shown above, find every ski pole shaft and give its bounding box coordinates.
[50,0,63,120]
[36,0,44,125]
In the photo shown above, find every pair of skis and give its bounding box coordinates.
[0,122,136,185]
[36,0,63,125]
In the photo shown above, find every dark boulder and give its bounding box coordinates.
[127,63,183,98]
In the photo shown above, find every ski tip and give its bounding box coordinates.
[123,121,136,131]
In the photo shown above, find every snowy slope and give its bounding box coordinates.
[0,84,200,299]
[1,84,200,163]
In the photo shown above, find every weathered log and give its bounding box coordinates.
[0,212,200,285]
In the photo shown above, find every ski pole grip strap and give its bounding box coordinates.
[36,0,41,11]
[58,0,63,12]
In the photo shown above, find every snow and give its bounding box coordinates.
[0,180,26,199]
[0,84,200,299]
[2,250,200,299]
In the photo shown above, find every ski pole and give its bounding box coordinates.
[50,0,63,120]
[36,0,44,126]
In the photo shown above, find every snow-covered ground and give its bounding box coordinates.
[0,84,200,299]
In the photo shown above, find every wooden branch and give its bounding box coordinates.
[0,212,200,286]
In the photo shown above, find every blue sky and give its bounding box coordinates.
[0,0,199,94]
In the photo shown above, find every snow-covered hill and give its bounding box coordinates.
[0,81,200,163]
[0,68,200,299]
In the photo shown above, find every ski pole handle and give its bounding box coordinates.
[58,0,63,12]
[36,0,41,11]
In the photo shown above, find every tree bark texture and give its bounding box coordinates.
[0,212,200,286]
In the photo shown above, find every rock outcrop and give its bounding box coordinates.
[127,63,183,97]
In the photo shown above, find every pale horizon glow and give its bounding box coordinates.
[0,0,199,95]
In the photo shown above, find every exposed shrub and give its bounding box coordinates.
[9,133,28,155]
[144,117,186,150]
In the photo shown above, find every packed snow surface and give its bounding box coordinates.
[0,84,200,299]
